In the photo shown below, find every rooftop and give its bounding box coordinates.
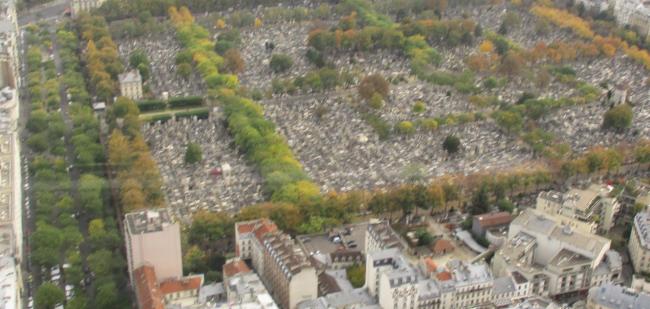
[226,271,278,308]
[125,209,174,235]
[512,208,610,261]
[222,259,250,278]
[159,275,203,295]
[588,283,650,309]
[493,276,516,295]
[133,265,164,309]
[119,69,142,83]
[367,220,406,251]
[474,211,512,228]
[263,231,312,277]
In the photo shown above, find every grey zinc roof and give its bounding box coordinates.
[119,70,142,83]
[493,277,516,295]
[588,283,650,309]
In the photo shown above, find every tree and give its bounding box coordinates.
[78,174,105,217]
[269,53,293,73]
[183,245,207,274]
[35,283,64,309]
[494,110,523,134]
[369,93,383,109]
[416,229,434,246]
[471,183,490,214]
[346,263,365,288]
[396,121,415,134]
[31,223,63,268]
[442,135,461,154]
[499,50,524,76]
[358,74,389,100]
[27,110,49,133]
[185,143,202,164]
[602,104,633,131]
[177,62,193,79]
[223,49,244,74]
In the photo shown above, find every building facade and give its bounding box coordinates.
[629,212,650,273]
[535,184,621,234]
[587,283,650,309]
[71,0,107,16]
[118,69,143,100]
[492,208,620,298]
[125,209,183,286]
[234,219,317,309]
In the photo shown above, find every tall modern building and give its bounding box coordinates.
[125,209,183,286]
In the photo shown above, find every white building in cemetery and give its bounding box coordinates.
[119,69,143,100]
[71,0,107,16]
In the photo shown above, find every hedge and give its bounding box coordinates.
[145,113,174,123]
[175,108,209,119]
[168,96,203,108]
[137,99,167,112]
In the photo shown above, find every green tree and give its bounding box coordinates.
[442,135,461,154]
[359,74,389,100]
[494,110,523,134]
[346,263,365,288]
[27,110,49,133]
[416,228,434,246]
[269,53,293,73]
[78,174,105,217]
[396,121,415,134]
[31,223,63,268]
[602,104,633,131]
[185,143,203,164]
[471,183,490,214]
[35,283,64,309]
[183,245,207,274]
[177,63,193,79]
[369,93,384,109]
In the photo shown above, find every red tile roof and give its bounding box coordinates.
[436,271,452,281]
[159,276,203,295]
[423,258,437,273]
[474,212,512,228]
[223,260,251,277]
[237,222,254,234]
[133,265,164,309]
[253,220,278,242]
[433,239,455,254]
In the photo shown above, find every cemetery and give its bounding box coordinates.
[110,0,650,214]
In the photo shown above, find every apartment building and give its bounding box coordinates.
[365,220,407,254]
[367,248,497,309]
[587,283,650,309]
[234,219,317,309]
[125,209,183,286]
[536,184,621,233]
[118,69,143,100]
[133,264,204,309]
[492,208,621,298]
[629,211,650,273]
